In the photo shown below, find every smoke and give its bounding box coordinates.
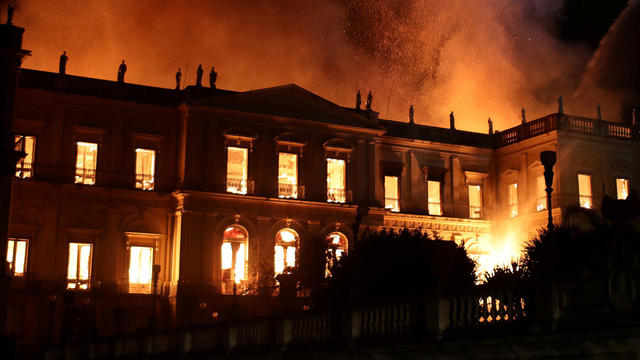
[2,0,618,131]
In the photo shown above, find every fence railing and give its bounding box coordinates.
[495,114,638,146]
[46,290,528,359]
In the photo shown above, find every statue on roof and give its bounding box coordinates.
[449,111,455,130]
[597,104,602,120]
[59,51,68,75]
[488,117,493,134]
[117,60,127,83]
[6,5,14,25]
[196,64,203,87]
[633,108,638,128]
[409,105,414,124]
[209,66,218,88]
[557,96,564,114]
[356,90,362,110]
[366,91,373,110]
[175,68,182,90]
[521,108,526,124]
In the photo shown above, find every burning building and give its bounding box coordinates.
[1,8,639,355]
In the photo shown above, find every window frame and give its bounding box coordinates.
[14,134,36,179]
[427,180,442,216]
[326,157,347,203]
[124,232,160,295]
[384,175,400,212]
[134,148,156,191]
[277,151,299,199]
[225,145,250,195]
[468,184,483,219]
[74,141,99,185]
[578,173,593,209]
[6,238,28,277]
[616,178,630,200]
[535,174,547,212]
[274,228,299,276]
[66,242,94,291]
[221,225,249,294]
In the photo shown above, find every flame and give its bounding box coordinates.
[10,0,624,131]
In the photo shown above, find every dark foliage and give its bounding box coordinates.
[312,228,476,307]
[481,261,527,290]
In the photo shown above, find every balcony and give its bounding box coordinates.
[226,177,255,195]
[278,183,304,199]
[327,188,346,203]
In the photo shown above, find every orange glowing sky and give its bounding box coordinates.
[4,0,626,132]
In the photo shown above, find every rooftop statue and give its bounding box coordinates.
[175,68,182,90]
[557,96,564,114]
[449,111,455,130]
[521,108,526,124]
[488,117,494,134]
[59,51,68,75]
[6,4,14,25]
[209,66,218,88]
[196,64,203,87]
[356,90,362,110]
[409,105,414,124]
[366,91,372,110]
[117,60,127,83]
[597,104,602,120]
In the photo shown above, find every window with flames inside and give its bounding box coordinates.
[135,148,155,190]
[67,243,92,290]
[75,142,98,185]
[6,238,28,277]
[578,174,593,209]
[129,246,154,294]
[221,226,248,294]
[326,158,346,203]
[274,229,298,276]
[325,232,348,278]
[536,175,547,211]
[278,152,298,199]
[226,147,248,194]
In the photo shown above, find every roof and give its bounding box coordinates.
[18,68,182,107]
[192,84,382,130]
[379,119,495,148]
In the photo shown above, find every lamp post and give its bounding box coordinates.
[540,151,557,230]
[150,264,161,330]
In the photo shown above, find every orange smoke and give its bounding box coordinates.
[3,0,625,131]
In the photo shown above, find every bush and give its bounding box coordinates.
[316,228,476,306]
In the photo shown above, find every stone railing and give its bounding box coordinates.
[496,114,638,147]
[45,290,528,359]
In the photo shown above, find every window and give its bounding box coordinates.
[274,229,299,275]
[129,246,153,294]
[384,176,400,212]
[325,232,348,277]
[468,185,482,219]
[427,180,442,216]
[67,243,92,290]
[508,183,518,217]
[226,146,248,194]
[578,174,593,209]
[616,178,630,200]
[75,142,98,185]
[14,135,36,179]
[536,175,547,211]
[6,238,27,276]
[221,225,248,294]
[135,148,155,190]
[278,152,298,198]
[327,158,346,203]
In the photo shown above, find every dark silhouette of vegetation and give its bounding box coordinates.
[307,228,476,307]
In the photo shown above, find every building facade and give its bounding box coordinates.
[4,33,640,353]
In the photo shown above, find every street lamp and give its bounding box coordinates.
[540,151,557,230]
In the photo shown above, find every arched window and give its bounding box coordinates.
[274,229,299,275]
[325,232,348,277]
[221,225,248,294]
